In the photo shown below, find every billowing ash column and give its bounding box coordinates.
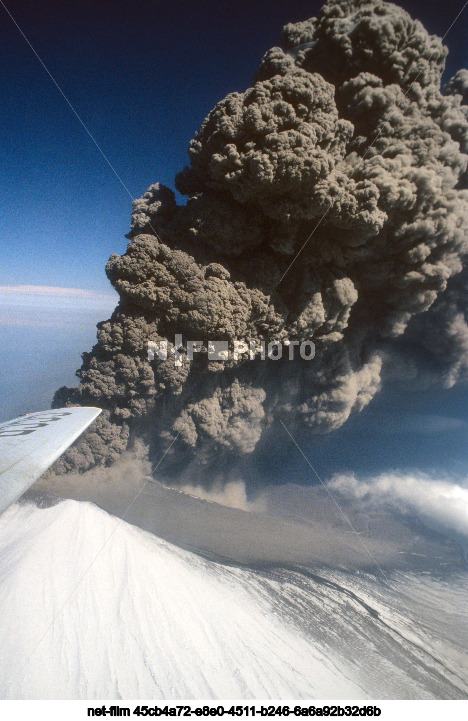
[53,0,468,478]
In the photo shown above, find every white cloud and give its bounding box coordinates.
[0,285,114,300]
[0,285,117,321]
[329,472,468,541]
[0,285,113,299]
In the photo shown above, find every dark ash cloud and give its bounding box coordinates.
[53,0,468,479]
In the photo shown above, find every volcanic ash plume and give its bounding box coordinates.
[53,0,468,477]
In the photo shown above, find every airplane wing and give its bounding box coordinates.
[0,407,101,515]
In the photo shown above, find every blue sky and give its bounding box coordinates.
[1,0,466,292]
[1,0,468,477]
[0,0,320,292]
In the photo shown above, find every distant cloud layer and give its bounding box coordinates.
[0,285,115,299]
[0,285,117,326]
[0,285,115,304]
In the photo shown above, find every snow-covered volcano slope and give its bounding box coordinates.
[0,500,467,699]
[0,500,366,699]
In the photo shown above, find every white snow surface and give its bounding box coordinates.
[0,500,362,699]
[0,499,467,700]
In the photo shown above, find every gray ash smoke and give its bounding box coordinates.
[53,0,468,477]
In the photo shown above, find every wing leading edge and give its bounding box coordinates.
[0,407,101,515]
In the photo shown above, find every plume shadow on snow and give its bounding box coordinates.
[2,499,467,699]
[31,459,465,573]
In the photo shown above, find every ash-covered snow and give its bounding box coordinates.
[0,499,466,699]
